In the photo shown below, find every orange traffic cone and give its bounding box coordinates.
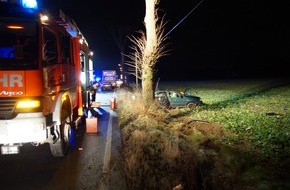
[110,97,116,110]
[110,98,115,110]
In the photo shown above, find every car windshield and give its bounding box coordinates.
[184,89,192,96]
[0,18,39,70]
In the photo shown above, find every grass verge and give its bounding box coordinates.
[116,78,290,190]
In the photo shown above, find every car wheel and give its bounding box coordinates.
[187,102,197,109]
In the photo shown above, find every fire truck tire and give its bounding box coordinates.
[49,110,73,157]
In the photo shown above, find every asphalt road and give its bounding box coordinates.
[0,90,127,190]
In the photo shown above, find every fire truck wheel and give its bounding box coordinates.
[50,110,73,157]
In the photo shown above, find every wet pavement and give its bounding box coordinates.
[87,91,127,190]
[0,90,127,190]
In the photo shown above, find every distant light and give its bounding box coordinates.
[96,77,101,82]
[21,0,38,9]
[116,80,123,86]
[89,51,93,56]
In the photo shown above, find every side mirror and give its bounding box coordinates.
[43,40,57,64]
[43,51,56,64]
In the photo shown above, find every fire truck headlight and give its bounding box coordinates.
[16,100,41,109]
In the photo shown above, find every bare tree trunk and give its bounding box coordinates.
[142,0,158,106]
[142,63,154,104]
[125,0,168,107]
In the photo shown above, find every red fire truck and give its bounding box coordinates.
[0,0,94,156]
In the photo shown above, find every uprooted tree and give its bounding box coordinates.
[125,0,169,107]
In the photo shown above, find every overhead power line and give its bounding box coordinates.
[163,0,205,40]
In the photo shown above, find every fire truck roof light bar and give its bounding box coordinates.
[1,0,38,9]
[21,0,38,9]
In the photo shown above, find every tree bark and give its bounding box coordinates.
[142,0,158,106]
[141,63,154,106]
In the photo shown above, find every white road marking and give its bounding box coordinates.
[99,109,114,190]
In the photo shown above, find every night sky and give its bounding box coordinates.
[40,0,289,81]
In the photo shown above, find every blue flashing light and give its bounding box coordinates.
[21,0,38,9]
[96,77,101,82]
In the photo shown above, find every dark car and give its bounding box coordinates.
[155,89,203,109]
[101,82,113,91]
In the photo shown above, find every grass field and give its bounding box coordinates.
[117,77,290,190]
[159,78,290,159]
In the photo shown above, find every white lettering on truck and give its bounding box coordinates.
[0,74,23,87]
[0,91,23,96]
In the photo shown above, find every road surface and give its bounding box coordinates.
[0,91,127,190]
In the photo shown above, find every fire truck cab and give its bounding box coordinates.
[0,0,94,156]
